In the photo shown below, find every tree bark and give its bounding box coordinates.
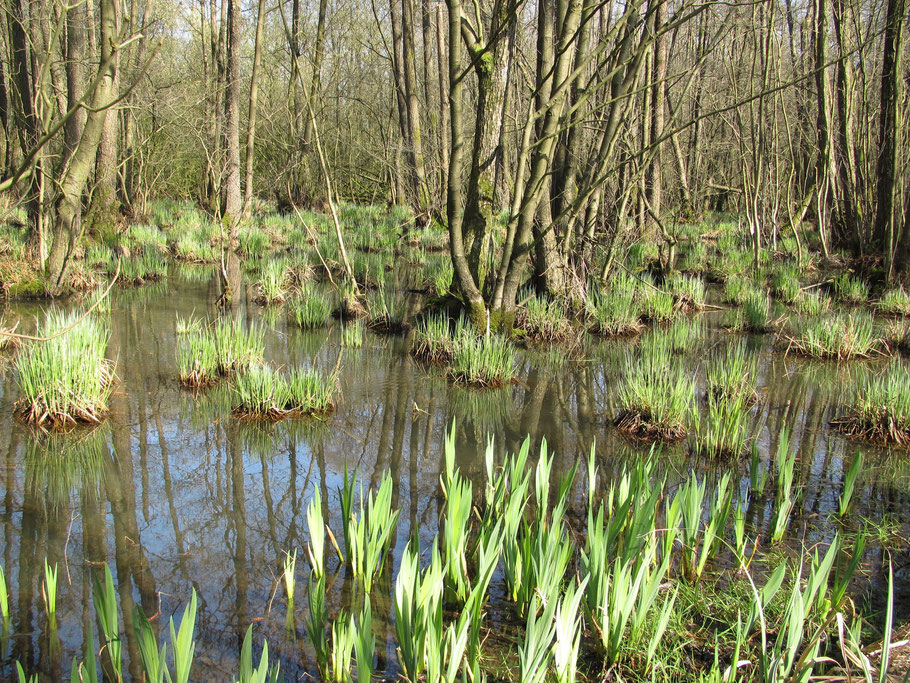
[222,0,242,223]
[242,0,267,216]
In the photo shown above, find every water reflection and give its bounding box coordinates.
[0,273,907,679]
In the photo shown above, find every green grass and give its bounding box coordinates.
[667,273,705,310]
[176,327,219,388]
[366,286,408,333]
[520,294,571,341]
[411,312,454,363]
[690,391,756,458]
[834,361,910,446]
[289,288,334,329]
[787,312,881,360]
[233,363,334,418]
[341,321,364,348]
[238,225,270,258]
[791,289,831,316]
[770,263,802,303]
[726,289,773,333]
[213,316,265,375]
[16,310,114,426]
[639,283,676,322]
[616,340,694,441]
[834,274,869,304]
[450,326,516,388]
[877,286,910,316]
[705,341,760,403]
[588,274,644,336]
[119,248,168,284]
[256,260,289,304]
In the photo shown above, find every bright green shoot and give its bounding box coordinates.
[43,560,58,618]
[283,549,298,604]
[306,489,325,577]
[839,453,863,517]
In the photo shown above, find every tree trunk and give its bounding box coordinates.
[222,0,242,224]
[873,0,905,273]
[242,0,267,216]
[45,0,119,292]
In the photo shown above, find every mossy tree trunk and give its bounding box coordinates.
[45,0,120,294]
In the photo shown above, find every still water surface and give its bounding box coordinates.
[0,269,908,680]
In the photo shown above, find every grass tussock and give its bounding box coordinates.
[705,341,760,404]
[450,326,516,388]
[175,315,264,387]
[289,288,334,329]
[232,363,335,420]
[519,294,572,342]
[587,274,643,336]
[690,391,756,458]
[366,286,409,333]
[411,312,455,363]
[877,286,910,316]
[832,361,910,446]
[16,311,115,426]
[615,339,694,441]
[786,312,881,360]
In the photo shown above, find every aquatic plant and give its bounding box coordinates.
[786,312,880,360]
[740,289,773,333]
[834,274,869,304]
[341,320,364,348]
[705,341,760,403]
[586,285,643,336]
[306,574,330,677]
[770,263,801,303]
[639,283,676,322]
[336,468,400,592]
[690,391,756,458]
[833,361,910,446]
[366,286,408,333]
[838,453,863,517]
[877,286,910,316]
[519,294,572,341]
[724,275,753,305]
[16,310,115,426]
[411,312,454,363]
[289,289,333,329]
[238,226,270,258]
[213,317,265,375]
[306,489,325,577]
[176,328,219,388]
[667,273,706,310]
[450,327,516,387]
[232,364,334,418]
[616,342,694,441]
[441,429,473,603]
[792,289,831,316]
[256,260,288,304]
[770,428,797,543]
[675,472,733,581]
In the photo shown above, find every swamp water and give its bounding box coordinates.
[0,269,908,680]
